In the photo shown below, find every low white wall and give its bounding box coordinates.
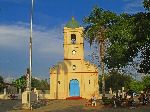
[0,94,9,99]
[38,94,50,99]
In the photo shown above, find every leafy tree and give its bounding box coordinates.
[31,77,41,89]
[84,1,150,97]
[136,1,150,74]
[13,75,50,92]
[39,79,49,91]
[99,71,132,92]
[107,71,132,91]
[31,78,49,90]
[142,76,150,90]
[0,75,4,92]
[105,13,140,69]
[105,1,150,73]
[143,0,150,11]
[104,8,150,74]
[132,12,150,74]
[83,6,117,97]
[129,80,144,93]
[12,75,27,91]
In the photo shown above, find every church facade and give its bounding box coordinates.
[50,18,99,99]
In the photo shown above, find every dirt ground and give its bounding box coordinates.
[0,99,21,112]
[1,99,150,112]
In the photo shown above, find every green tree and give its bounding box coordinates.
[39,79,49,91]
[31,78,49,90]
[105,13,139,69]
[31,77,41,89]
[143,0,150,11]
[83,6,117,97]
[12,75,27,91]
[0,75,4,92]
[99,71,132,92]
[106,71,132,91]
[13,75,50,92]
[142,76,150,90]
[132,12,150,74]
[129,80,144,93]
[104,11,150,74]
[105,2,150,73]
[84,2,150,97]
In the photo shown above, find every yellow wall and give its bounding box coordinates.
[64,27,84,60]
[50,26,99,99]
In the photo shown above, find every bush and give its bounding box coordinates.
[102,97,112,105]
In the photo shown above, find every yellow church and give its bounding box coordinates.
[50,17,99,99]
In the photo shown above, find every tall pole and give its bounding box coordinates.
[29,0,34,109]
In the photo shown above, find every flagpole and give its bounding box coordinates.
[29,0,34,109]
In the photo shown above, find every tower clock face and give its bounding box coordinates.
[72,50,76,55]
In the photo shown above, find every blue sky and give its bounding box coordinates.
[0,0,145,81]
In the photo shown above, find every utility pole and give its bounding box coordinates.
[29,0,34,109]
[22,0,34,109]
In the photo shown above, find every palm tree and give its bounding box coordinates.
[83,6,117,97]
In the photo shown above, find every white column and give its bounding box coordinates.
[19,89,22,95]
[122,87,125,98]
[109,88,112,94]
[4,88,6,95]
[118,90,121,96]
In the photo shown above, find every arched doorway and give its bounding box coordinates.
[69,79,80,96]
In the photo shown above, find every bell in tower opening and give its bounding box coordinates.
[71,34,76,44]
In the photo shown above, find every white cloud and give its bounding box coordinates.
[123,0,144,14]
[0,23,63,56]
[33,27,63,55]
[0,23,64,77]
[4,76,15,83]
[0,24,28,49]
[0,23,92,77]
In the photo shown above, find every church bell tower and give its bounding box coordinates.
[63,17,84,60]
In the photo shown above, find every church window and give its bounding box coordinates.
[72,65,76,70]
[58,81,60,84]
[89,80,90,84]
[71,34,76,44]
